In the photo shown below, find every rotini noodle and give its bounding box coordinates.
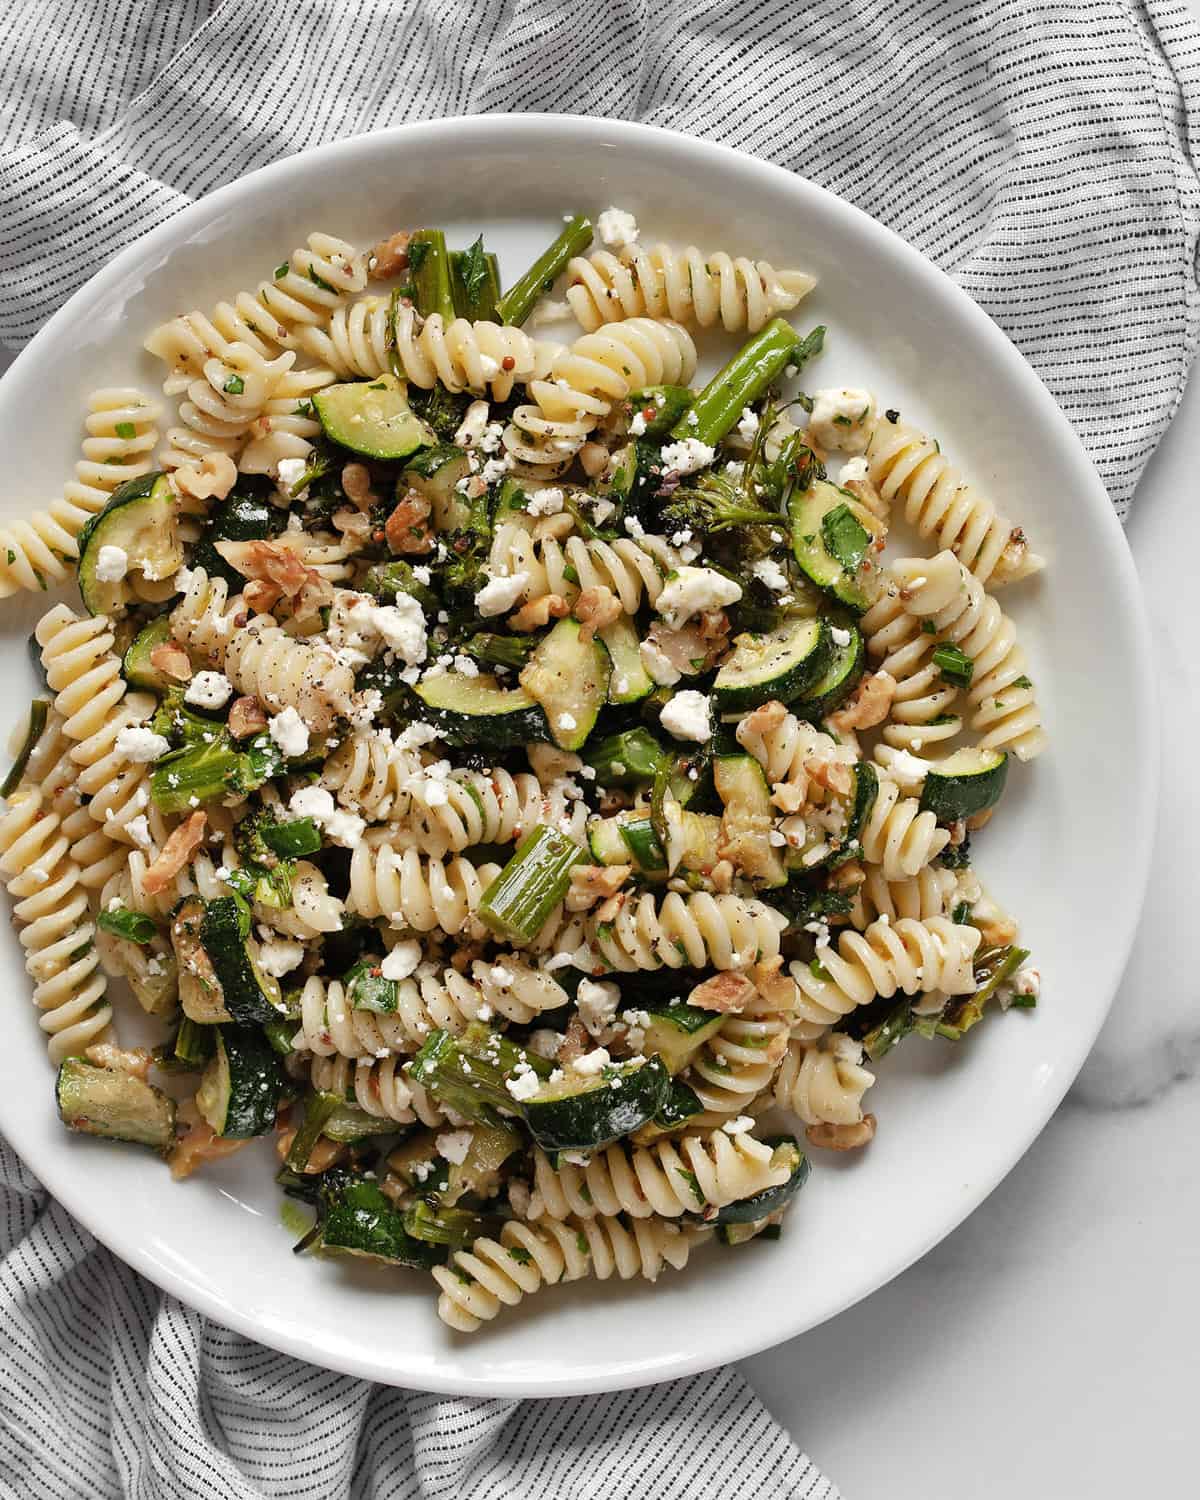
[858,776,950,880]
[566,242,815,333]
[224,616,355,731]
[772,1033,875,1126]
[686,994,793,1117]
[586,891,787,973]
[385,305,557,400]
[489,519,677,613]
[348,843,501,934]
[308,1053,446,1128]
[850,865,960,930]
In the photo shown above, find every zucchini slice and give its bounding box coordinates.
[56,1059,176,1153]
[584,728,667,786]
[599,615,654,704]
[792,625,865,721]
[788,479,882,614]
[401,444,472,530]
[712,618,832,713]
[919,747,1009,821]
[313,373,436,460]
[121,615,175,694]
[521,1056,668,1153]
[195,1025,284,1138]
[199,896,284,1025]
[519,617,611,751]
[716,1138,809,1224]
[191,492,276,586]
[317,1174,443,1268]
[77,473,183,617]
[0,697,49,797]
[642,1004,726,1076]
[714,754,787,887]
[172,896,233,1024]
[414,671,548,749]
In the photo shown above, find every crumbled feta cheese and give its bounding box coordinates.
[125,814,152,849]
[659,438,716,475]
[830,626,852,647]
[395,721,441,752]
[475,571,529,617]
[591,498,616,524]
[257,938,306,978]
[1014,967,1041,998]
[94,545,129,583]
[623,515,646,539]
[838,455,870,485]
[751,557,789,593]
[411,565,432,585]
[381,940,422,981]
[526,487,564,517]
[629,411,647,436]
[267,707,309,758]
[276,456,310,498]
[576,977,620,1038]
[655,566,742,629]
[722,1115,755,1135]
[184,671,232,710]
[289,784,364,846]
[659,689,711,742]
[453,399,491,448]
[480,454,513,485]
[527,299,571,327]
[373,594,428,665]
[571,1047,611,1076]
[736,406,759,443]
[435,1129,473,1165]
[808,387,877,454]
[114,726,170,763]
[597,207,639,248]
[505,1066,541,1102]
[640,638,682,687]
[557,712,577,732]
[528,1028,565,1058]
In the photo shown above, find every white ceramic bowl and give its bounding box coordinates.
[0,116,1154,1395]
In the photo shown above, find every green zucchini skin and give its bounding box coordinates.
[121,615,175,693]
[519,617,611,751]
[412,672,550,750]
[712,618,832,713]
[792,625,865,721]
[313,374,436,460]
[56,1059,177,1153]
[522,1056,669,1152]
[641,1005,725,1075]
[196,1026,284,1138]
[199,897,283,1024]
[0,697,49,797]
[77,472,183,617]
[317,1173,445,1268]
[919,748,1009,821]
[788,480,881,614]
[716,1138,808,1224]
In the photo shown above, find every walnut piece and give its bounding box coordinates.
[169,1097,249,1180]
[140,811,208,895]
[340,462,376,509]
[385,489,434,554]
[509,593,569,632]
[805,1114,877,1151]
[573,585,623,643]
[84,1043,152,1081]
[369,230,411,281]
[743,699,788,736]
[228,696,267,739]
[828,670,897,732]
[687,971,757,1013]
[149,642,193,683]
[566,862,631,912]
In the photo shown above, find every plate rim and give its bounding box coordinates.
[0,112,1159,1395]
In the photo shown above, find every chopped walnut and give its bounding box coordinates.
[84,1043,152,1081]
[275,1125,347,1174]
[806,1114,876,1151]
[573,585,623,643]
[828,670,896,732]
[566,862,632,912]
[228,696,267,741]
[385,489,434,554]
[947,818,968,847]
[826,858,866,891]
[710,858,735,894]
[743,699,788,736]
[331,507,373,543]
[843,476,887,522]
[169,1097,249,1180]
[558,1014,590,1065]
[243,578,283,614]
[141,811,208,894]
[509,593,569,632]
[578,441,609,478]
[368,230,411,280]
[174,451,238,503]
[750,957,796,1012]
[807,756,854,798]
[215,539,326,603]
[598,788,629,815]
[340,462,376,509]
[771,781,806,814]
[148,642,193,683]
[593,890,626,924]
[977,911,1019,947]
[687,971,757,1013]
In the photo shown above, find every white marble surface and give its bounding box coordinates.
[743,368,1200,1496]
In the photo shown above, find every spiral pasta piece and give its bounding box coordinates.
[867,418,1043,587]
[734,704,859,807]
[387,765,588,857]
[850,865,960,930]
[859,578,962,753]
[787,915,981,1037]
[566,242,815,333]
[434,1214,702,1332]
[159,344,295,470]
[858,776,949,879]
[587,891,787,973]
[488,519,677,613]
[308,1053,446,1128]
[0,788,111,1062]
[292,958,569,1058]
[321,732,426,819]
[169,567,245,666]
[773,1033,875,1126]
[384,305,557,400]
[686,995,792,1117]
[507,317,696,471]
[529,1127,793,1221]
[223,616,355,732]
[890,551,1047,762]
[237,365,337,474]
[23,711,127,890]
[257,861,345,938]
[348,844,501,934]
[0,389,162,599]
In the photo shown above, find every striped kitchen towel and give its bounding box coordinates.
[0,3,1198,1498]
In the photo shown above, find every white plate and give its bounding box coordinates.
[0,116,1155,1396]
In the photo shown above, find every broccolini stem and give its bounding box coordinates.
[675,320,826,447]
[450,245,501,321]
[409,229,456,323]
[495,215,593,327]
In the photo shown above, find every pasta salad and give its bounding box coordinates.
[0,211,1043,1332]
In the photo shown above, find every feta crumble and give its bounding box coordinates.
[267,707,309,758]
[596,207,639,248]
[184,671,233,710]
[505,1066,541,1102]
[571,1047,611,1076]
[659,437,716,475]
[257,938,306,978]
[751,557,789,593]
[808,387,877,454]
[114,726,170,763]
[435,1129,473,1165]
[475,571,529,617]
[655,566,742,629]
[288,784,364,846]
[576,977,620,1038]
[659,689,711,742]
[94,545,129,583]
[526,487,564,517]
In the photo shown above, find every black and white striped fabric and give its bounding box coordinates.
[1,3,1198,1497]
